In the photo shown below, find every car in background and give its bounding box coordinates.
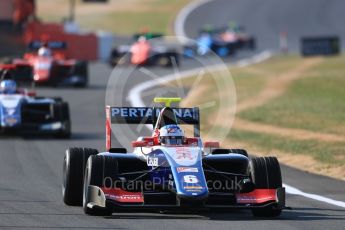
[4,40,88,87]
[184,23,256,57]
[0,65,71,138]
[110,32,180,67]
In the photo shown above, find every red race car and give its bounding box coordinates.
[6,41,88,87]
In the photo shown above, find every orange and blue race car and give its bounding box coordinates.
[62,97,286,217]
[5,40,88,87]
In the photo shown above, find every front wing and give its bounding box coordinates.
[85,185,285,211]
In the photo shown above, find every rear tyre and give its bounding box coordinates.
[248,38,256,50]
[73,61,88,88]
[109,49,125,66]
[164,52,180,67]
[62,148,98,206]
[83,155,113,216]
[250,156,283,217]
[54,102,71,139]
[0,57,13,64]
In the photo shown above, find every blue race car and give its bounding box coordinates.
[184,24,256,57]
[0,66,71,137]
[62,98,285,217]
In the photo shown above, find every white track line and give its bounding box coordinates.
[284,184,345,208]
[174,0,213,42]
[129,51,273,108]
[128,0,345,209]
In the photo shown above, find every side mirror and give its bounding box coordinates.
[132,141,147,148]
[239,179,255,193]
[204,141,220,148]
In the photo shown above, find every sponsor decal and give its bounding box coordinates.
[166,125,181,134]
[184,185,203,190]
[111,107,195,119]
[177,167,198,173]
[176,148,194,160]
[102,188,143,203]
[147,157,158,167]
[167,147,199,166]
[5,117,18,125]
[236,189,276,204]
[183,175,199,184]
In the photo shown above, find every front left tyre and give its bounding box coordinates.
[83,155,113,216]
[250,156,283,217]
[62,147,98,206]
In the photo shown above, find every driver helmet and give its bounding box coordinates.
[159,124,185,145]
[0,80,17,94]
[38,47,51,57]
[138,36,147,42]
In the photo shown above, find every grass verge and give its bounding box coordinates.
[180,54,345,180]
[240,55,345,136]
[36,0,189,35]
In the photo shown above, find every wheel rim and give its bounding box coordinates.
[62,155,67,195]
[83,166,89,207]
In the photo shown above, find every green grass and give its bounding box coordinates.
[239,55,345,136]
[78,11,171,35]
[36,0,188,35]
[179,54,345,169]
[230,69,265,102]
[226,129,345,165]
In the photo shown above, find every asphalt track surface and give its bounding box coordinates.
[0,0,344,229]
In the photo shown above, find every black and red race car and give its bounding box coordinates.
[62,97,286,217]
[4,41,88,87]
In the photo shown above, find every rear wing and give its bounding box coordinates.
[133,33,163,40]
[105,106,200,151]
[28,41,67,50]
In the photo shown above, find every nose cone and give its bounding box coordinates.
[1,109,21,127]
[33,58,52,82]
[34,70,50,82]
[172,168,209,201]
[2,116,20,127]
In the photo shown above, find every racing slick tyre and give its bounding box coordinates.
[62,148,99,206]
[247,38,256,50]
[161,52,179,67]
[10,65,33,84]
[54,102,71,139]
[73,61,88,88]
[250,157,283,217]
[0,57,13,64]
[83,155,114,216]
[110,50,130,66]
